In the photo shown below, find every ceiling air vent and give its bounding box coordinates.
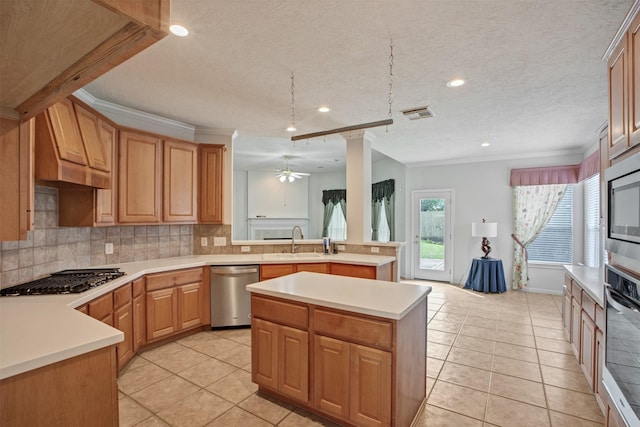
[401,106,434,120]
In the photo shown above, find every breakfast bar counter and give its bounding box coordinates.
[247,272,431,427]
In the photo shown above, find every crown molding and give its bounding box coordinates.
[602,0,640,61]
[406,148,585,168]
[73,89,195,140]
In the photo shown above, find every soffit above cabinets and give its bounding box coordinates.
[0,0,169,120]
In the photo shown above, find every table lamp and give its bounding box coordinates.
[472,219,498,259]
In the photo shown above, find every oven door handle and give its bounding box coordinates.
[605,285,640,319]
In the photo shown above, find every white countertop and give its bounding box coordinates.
[0,253,395,380]
[247,271,431,320]
[563,265,605,307]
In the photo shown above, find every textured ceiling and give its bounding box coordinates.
[84,0,632,173]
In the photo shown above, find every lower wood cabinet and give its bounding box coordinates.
[132,278,146,353]
[113,289,134,370]
[87,292,114,326]
[570,297,581,358]
[260,262,391,281]
[313,335,392,426]
[252,317,309,403]
[580,310,596,390]
[145,267,206,343]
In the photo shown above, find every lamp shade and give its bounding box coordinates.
[472,222,497,237]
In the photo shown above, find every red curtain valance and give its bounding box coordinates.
[510,152,600,186]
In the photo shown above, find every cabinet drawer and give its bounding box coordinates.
[251,295,308,330]
[571,281,582,302]
[581,292,596,321]
[88,292,113,321]
[314,309,392,350]
[113,283,132,310]
[132,277,145,298]
[330,263,376,279]
[296,263,329,274]
[261,264,296,280]
[146,267,203,291]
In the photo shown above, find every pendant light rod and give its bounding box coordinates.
[290,118,393,141]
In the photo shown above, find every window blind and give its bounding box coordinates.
[527,186,574,263]
[584,174,600,267]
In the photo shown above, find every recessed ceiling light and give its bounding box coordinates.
[481,142,490,147]
[446,79,465,87]
[286,125,297,132]
[318,106,330,113]
[170,24,189,37]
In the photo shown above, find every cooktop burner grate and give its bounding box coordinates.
[0,268,125,296]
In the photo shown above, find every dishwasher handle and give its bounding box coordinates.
[211,267,259,275]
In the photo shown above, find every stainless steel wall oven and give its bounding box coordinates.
[604,265,640,427]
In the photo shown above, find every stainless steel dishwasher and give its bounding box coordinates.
[210,265,259,328]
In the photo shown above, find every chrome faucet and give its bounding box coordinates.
[291,225,304,254]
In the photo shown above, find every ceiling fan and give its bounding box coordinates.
[276,156,310,182]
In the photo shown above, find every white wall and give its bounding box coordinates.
[405,153,584,293]
[247,170,309,218]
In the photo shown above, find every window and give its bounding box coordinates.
[527,186,573,263]
[376,204,391,242]
[326,206,346,241]
[584,174,601,267]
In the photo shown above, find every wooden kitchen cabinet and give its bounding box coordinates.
[145,267,206,342]
[570,294,581,359]
[119,131,162,223]
[198,144,225,223]
[627,12,640,149]
[163,139,198,223]
[88,292,114,326]
[260,264,296,280]
[580,310,596,390]
[0,117,34,242]
[296,263,329,274]
[563,283,572,341]
[113,283,134,370]
[132,278,146,352]
[252,317,309,403]
[261,262,390,281]
[314,335,350,418]
[74,102,110,173]
[595,327,605,411]
[609,38,629,160]
[350,344,392,427]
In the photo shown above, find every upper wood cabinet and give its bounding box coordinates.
[198,144,225,224]
[164,139,198,223]
[0,117,34,242]
[118,131,162,223]
[1,0,169,120]
[35,98,111,188]
[607,9,640,161]
[95,120,118,225]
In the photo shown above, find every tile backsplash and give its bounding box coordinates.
[0,186,195,289]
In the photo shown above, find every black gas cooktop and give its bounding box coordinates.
[0,268,125,296]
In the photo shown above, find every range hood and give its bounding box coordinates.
[35,97,111,189]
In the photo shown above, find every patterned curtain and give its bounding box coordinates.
[511,184,567,289]
[371,179,395,241]
[322,190,346,238]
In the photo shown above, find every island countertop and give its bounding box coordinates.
[246,271,431,320]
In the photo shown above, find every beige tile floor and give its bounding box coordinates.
[118,281,605,426]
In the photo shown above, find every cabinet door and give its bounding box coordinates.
[73,103,110,173]
[163,139,198,223]
[313,335,350,419]
[119,131,162,223]
[95,120,117,225]
[177,282,202,330]
[350,344,392,427]
[580,311,595,390]
[609,37,629,159]
[330,263,376,279]
[0,117,34,241]
[132,293,146,353]
[607,403,625,427]
[252,318,278,390]
[278,325,309,403]
[146,288,178,341]
[570,298,581,359]
[199,144,224,223]
[46,98,87,165]
[563,291,572,341]
[595,328,605,411]
[114,302,134,370]
[629,13,640,149]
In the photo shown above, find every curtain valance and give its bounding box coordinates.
[510,152,600,186]
[372,179,395,202]
[322,189,346,206]
[578,151,599,181]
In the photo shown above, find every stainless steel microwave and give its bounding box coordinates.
[606,151,640,260]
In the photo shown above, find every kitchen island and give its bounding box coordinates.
[247,272,430,427]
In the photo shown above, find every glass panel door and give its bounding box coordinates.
[412,190,453,282]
